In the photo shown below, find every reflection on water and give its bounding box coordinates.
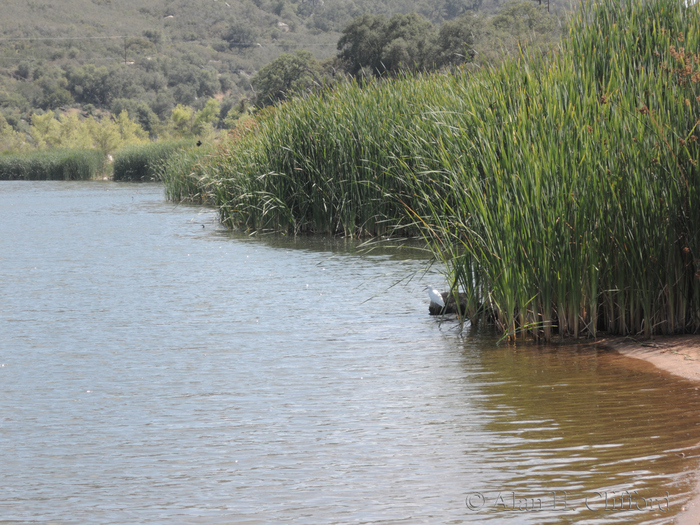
[1,181,699,524]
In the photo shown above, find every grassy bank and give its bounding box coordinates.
[163,0,700,339]
[113,141,191,182]
[0,149,106,181]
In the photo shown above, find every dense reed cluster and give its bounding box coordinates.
[113,141,190,182]
[0,149,106,180]
[159,143,217,201]
[164,0,700,339]
[424,0,700,340]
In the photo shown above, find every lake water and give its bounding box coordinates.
[1,181,700,524]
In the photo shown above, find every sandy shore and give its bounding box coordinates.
[595,335,700,383]
[594,335,700,524]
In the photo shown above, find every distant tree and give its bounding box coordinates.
[192,98,220,135]
[16,62,32,80]
[112,98,160,137]
[55,113,93,149]
[0,113,29,153]
[134,103,160,137]
[112,111,149,143]
[143,29,163,46]
[29,112,62,148]
[167,99,220,138]
[337,13,436,77]
[173,84,197,106]
[219,97,252,129]
[110,98,139,120]
[143,71,167,92]
[218,96,238,127]
[151,92,176,119]
[224,22,258,48]
[32,67,74,110]
[493,0,555,35]
[251,50,322,108]
[336,14,388,77]
[40,88,74,111]
[0,90,32,114]
[432,15,477,67]
[381,14,436,72]
[197,69,221,99]
[87,111,148,154]
[443,0,483,19]
[66,64,112,106]
[170,105,195,137]
[28,110,147,152]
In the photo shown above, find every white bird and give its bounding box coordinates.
[424,286,445,308]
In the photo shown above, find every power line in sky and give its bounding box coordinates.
[0,36,126,41]
[0,35,337,46]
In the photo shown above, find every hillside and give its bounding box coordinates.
[0,0,574,141]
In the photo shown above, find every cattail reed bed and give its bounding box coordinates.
[0,149,106,181]
[113,141,190,182]
[163,0,700,340]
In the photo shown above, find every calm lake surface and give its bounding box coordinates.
[2,181,700,524]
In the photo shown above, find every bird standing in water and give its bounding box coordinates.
[424,286,445,308]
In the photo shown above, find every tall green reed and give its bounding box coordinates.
[0,149,106,181]
[113,141,190,182]
[414,0,700,340]
[163,0,700,339]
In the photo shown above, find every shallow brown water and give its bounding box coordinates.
[1,181,699,524]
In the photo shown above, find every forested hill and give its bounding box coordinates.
[0,0,574,141]
[1,0,513,79]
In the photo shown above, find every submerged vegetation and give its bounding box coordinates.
[145,0,700,339]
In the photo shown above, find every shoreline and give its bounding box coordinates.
[595,335,700,383]
[594,335,700,524]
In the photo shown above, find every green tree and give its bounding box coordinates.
[0,114,29,153]
[442,0,483,19]
[143,29,163,46]
[337,14,388,77]
[67,64,112,106]
[113,111,149,144]
[492,0,556,36]
[134,103,160,138]
[337,13,436,77]
[170,104,195,137]
[220,97,253,129]
[86,111,148,154]
[251,50,322,108]
[56,113,93,149]
[33,67,74,110]
[380,14,436,72]
[432,15,478,67]
[16,61,32,80]
[192,98,220,136]
[167,99,220,138]
[29,111,62,148]
[223,22,258,48]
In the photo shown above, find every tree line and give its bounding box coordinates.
[251,1,560,107]
[0,0,561,152]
